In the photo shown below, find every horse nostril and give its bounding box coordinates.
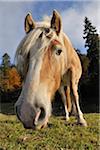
[34,107,46,126]
[38,107,45,120]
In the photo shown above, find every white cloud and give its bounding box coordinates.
[61,1,100,53]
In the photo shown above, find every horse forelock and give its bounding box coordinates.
[15,22,57,78]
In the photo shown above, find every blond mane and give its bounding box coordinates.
[15,19,57,78]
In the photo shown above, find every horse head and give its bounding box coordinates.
[15,10,67,129]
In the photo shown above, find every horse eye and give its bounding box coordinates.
[56,49,62,55]
[45,28,50,34]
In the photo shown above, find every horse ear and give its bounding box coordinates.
[24,13,36,34]
[51,10,62,35]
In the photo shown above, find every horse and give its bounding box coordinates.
[15,10,87,129]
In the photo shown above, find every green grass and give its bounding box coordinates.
[0,113,99,150]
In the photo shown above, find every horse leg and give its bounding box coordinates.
[65,86,72,113]
[59,86,70,121]
[71,79,87,126]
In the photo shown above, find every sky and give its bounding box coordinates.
[0,0,99,63]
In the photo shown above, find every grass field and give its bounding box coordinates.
[0,113,99,150]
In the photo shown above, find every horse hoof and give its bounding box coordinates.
[77,119,87,127]
[66,117,70,122]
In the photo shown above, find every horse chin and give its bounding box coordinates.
[35,118,48,130]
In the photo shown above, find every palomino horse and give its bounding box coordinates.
[15,10,87,129]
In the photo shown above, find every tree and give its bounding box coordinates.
[0,53,22,92]
[83,17,99,78]
[0,66,21,92]
[83,17,99,102]
[8,67,21,90]
[1,53,11,70]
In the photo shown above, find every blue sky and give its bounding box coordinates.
[0,0,99,63]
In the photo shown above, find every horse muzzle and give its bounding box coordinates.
[15,105,46,129]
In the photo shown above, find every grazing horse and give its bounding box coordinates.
[15,10,87,129]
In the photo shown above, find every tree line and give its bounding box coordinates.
[80,17,99,105]
[0,17,99,110]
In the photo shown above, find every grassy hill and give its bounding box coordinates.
[0,113,99,150]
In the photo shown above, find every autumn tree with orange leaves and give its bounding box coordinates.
[0,53,21,92]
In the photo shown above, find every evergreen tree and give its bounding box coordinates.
[1,53,11,77]
[83,17,99,79]
[1,53,11,70]
[83,17,99,102]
